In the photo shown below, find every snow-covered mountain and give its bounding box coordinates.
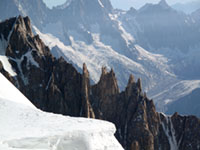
[0,72,123,150]
[0,0,200,117]
[117,0,200,115]
[1,0,176,90]
[0,0,49,29]
[1,13,200,150]
[192,8,200,24]
[38,0,177,93]
[172,0,200,14]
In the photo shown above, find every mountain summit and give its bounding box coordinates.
[158,0,170,8]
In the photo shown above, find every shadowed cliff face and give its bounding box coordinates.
[0,16,84,116]
[1,16,200,150]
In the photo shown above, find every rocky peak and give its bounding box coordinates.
[128,74,135,85]
[81,63,95,118]
[136,78,142,92]
[83,63,89,77]
[19,15,32,32]
[1,16,200,150]
[13,15,33,39]
[96,66,119,97]
[5,16,35,58]
[0,0,49,29]
[127,7,137,16]
[158,0,169,8]
[138,0,171,14]
[101,66,108,76]
[125,74,136,97]
[64,0,105,13]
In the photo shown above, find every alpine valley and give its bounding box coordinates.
[0,0,200,150]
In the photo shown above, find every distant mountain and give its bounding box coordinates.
[33,0,176,94]
[120,0,200,53]
[118,0,200,115]
[166,88,200,116]
[172,1,200,14]
[1,16,200,150]
[0,0,49,29]
[192,8,200,23]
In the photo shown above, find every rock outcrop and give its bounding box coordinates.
[0,16,84,117]
[1,16,200,150]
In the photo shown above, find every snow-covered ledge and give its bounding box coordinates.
[0,73,123,150]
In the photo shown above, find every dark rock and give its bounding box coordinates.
[81,63,95,118]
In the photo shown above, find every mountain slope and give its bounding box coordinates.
[0,0,171,108]
[0,73,34,108]
[0,0,177,92]
[172,1,200,14]
[120,0,200,53]
[0,0,200,121]
[40,0,177,94]
[117,0,200,115]
[1,16,200,150]
[0,0,49,29]
[0,73,123,150]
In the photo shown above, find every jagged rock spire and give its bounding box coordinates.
[81,63,95,118]
[101,66,108,76]
[137,78,142,92]
[83,63,89,76]
[125,74,136,97]
[128,74,135,85]
[92,67,119,103]
[15,15,33,36]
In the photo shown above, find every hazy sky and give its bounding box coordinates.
[43,0,194,10]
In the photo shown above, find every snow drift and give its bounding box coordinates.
[0,73,123,150]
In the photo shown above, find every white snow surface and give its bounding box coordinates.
[98,0,104,8]
[33,25,175,93]
[0,28,17,76]
[33,26,147,87]
[0,73,34,108]
[153,79,200,112]
[0,73,124,150]
[161,117,179,150]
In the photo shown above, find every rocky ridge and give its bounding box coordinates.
[0,0,193,118]
[1,16,200,150]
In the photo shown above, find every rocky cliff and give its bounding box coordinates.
[1,16,200,150]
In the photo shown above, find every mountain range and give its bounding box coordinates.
[172,0,200,14]
[1,13,200,150]
[0,0,200,146]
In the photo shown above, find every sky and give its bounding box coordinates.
[43,0,195,10]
